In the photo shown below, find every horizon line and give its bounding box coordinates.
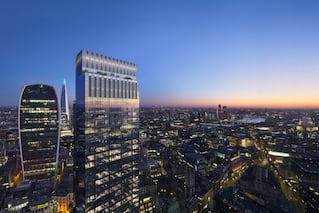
[2,104,319,110]
[140,105,319,110]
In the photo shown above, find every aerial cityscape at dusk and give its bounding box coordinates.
[0,1,319,213]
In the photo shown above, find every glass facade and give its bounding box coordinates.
[75,51,139,212]
[18,84,60,181]
[60,79,70,128]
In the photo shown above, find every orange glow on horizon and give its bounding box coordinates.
[143,97,319,109]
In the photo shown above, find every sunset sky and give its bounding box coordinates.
[1,0,319,108]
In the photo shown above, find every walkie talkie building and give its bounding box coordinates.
[18,84,60,182]
[74,50,139,212]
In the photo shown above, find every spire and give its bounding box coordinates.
[61,79,70,125]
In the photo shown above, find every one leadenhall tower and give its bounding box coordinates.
[74,50,139,212]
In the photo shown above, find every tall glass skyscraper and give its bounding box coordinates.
[75,50,140,212]
[18,84,60,182]
[60,79,73,153]
[61,78,70,128]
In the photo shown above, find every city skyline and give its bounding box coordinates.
[1,1,319,108]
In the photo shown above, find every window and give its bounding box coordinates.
[134,83,137,99]
[113,79,115,98]
[94,76,97,97]
[132,82,135,99]
[104,78,107,98]
[99,78,102,97]
[108,79,111,98]
[121,81,123,98]
[88,76,92,97]
[117,80,120,98]
[128,82,131,99]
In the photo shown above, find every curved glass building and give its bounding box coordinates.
[75,50,139,212]
[18,84,60,182]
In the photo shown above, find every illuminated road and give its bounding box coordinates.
[255,139,306,212]
[218,139,306,212]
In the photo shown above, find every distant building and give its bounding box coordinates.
[216,104,222,120]
[216,104,228,120]
[74,50,140,212]
[52,176,75,212]
[29,197,58,213]
[60,79,74,154]
[60,79,70,128]
[139,194,155,213]
[18,84,60,183]
[0,142,7,167]
[222,105,228,119]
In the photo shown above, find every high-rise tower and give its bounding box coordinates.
[61,79,70,127]
[74,50,139,212]
[18,84,60,182]
[60,79,73,153]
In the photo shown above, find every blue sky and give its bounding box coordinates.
[1,0,319,107]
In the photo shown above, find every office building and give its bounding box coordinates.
[18,84,60,182]
[75,50,139,212]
